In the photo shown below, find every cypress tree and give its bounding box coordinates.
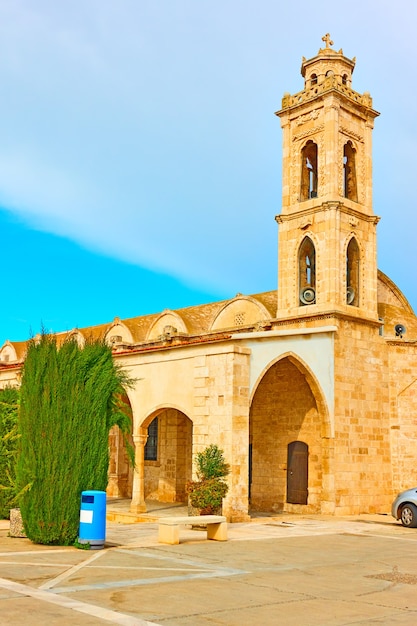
[16,334,134,545]
[0,387,20,519]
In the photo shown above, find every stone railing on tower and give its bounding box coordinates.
[281,75,373,110]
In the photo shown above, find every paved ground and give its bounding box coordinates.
[1,505,417,625]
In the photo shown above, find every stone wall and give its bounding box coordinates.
[332,319,392,514]
[387,343,417,494]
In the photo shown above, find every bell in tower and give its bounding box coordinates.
[275,35,380,321]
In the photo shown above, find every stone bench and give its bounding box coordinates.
[158,515,227,545]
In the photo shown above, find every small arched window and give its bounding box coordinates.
[342,74,348,85]
[299,236,316,306]
[300,141,318,201]
[346,238,360,306]
[343,141,358,202]
[310,73,318,86]
[144,417,158,461]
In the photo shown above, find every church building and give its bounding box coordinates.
[1,36,417,521]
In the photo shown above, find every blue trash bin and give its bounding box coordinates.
[78,490,106,549]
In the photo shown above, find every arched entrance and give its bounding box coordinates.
[249,356,325,514]
[143,408,193,503]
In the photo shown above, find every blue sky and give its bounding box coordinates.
[0,0,416,345]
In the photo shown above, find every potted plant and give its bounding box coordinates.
[186,444,230,515]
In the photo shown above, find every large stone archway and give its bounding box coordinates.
[249,356,328,514]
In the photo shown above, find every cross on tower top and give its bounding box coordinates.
[322,33,333,49]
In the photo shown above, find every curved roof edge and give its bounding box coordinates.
[377,269,415,315]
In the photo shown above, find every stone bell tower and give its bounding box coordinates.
[275,35,380,321]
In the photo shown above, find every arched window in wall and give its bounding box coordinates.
[144,417,158,461]
[310,73,318,86]
[343,141,358,202]
[346,238,360,306]
[342,73,348,85]
[299,236,316,305]
[300,141,318,201]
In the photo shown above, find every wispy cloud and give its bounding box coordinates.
[0,0,415,310]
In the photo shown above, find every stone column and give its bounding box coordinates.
[130,429,148,513]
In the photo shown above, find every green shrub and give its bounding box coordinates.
[187,477,228,514]
[187,444,230,514]
[16,334,134,545]
[195,444,230,480]
[0,388,20,519]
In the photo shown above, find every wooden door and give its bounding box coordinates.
[287,441,308,505]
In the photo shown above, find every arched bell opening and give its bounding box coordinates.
[300,140,318,201]
[299,236,316,306]
[343,141,358,202]
[346,237,360,306]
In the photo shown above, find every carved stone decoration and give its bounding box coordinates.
[293,124,324,142]
[340,126,363,143]
[296,109,320,126]
[281,79,372,111]
[362,92,372,107]
[299,217,313,230]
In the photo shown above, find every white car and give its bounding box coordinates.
[392,488,417,527]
